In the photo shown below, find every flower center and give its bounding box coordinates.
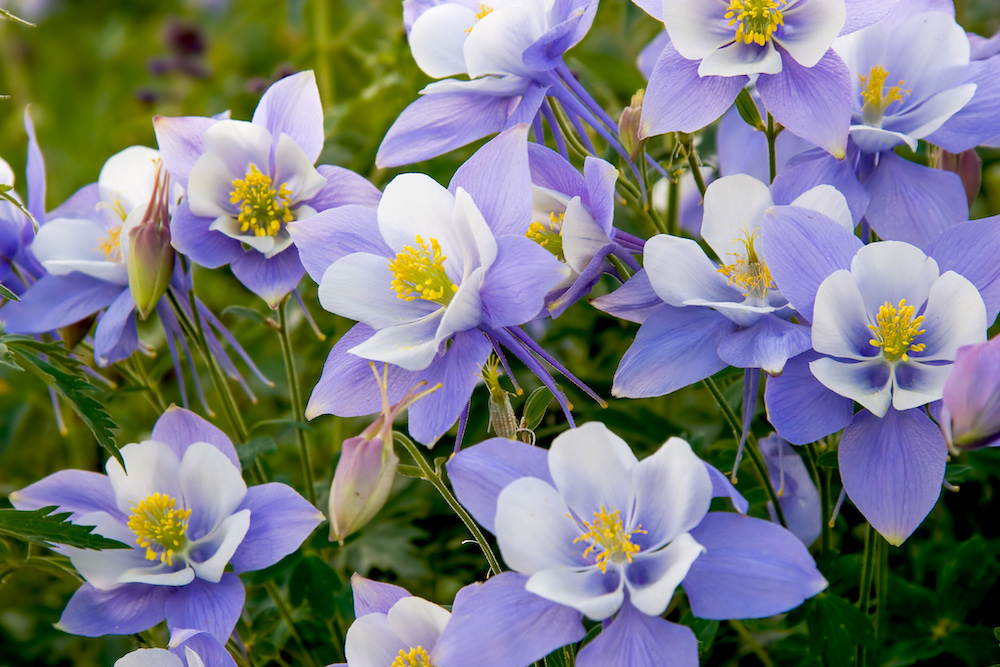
[859,65,911,126]
[526,211,565,261]
[97,225,123,262]
[127,492,191,566]
[716,228,775,299]
[572,506,646,573]
[868,298,926,363]
[391,647,435,667]
[725,0,785,46]
[229,164,294,237]
[465,3,493,32]
[388,235,458,305]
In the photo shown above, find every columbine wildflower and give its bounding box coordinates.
[940,337,1000,453]
[9,407,323,640]
[153,70,381,308]
[448,423,827,667]
[114,630,236,667]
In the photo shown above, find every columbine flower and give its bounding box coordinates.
[9,407,323,641]
[761,207,1000,544]
[940,337,1000,453]
[153,70,381,308]
[289,126,570,445]
[448,423,827,667]
[338,574,582,667]
[114,630,236,667]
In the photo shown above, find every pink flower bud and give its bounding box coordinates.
[618,89,646,164]
[126,160,174,319]
[941,337,1000,453]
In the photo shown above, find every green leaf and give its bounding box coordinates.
[221,305,274,327]
[543,646,572,667]
[249,417,314,434]
[397,464,424,479]
[808,593,875,667]
[994,627,1000,644]
[817,451,840,468]
[0,506,128,550]
[0,282,19,302]
[238,436,278,469]
[289,555,344,618]
[1,333,121,466]
[0,8,36,27]
[734,88,764,130]
[520,386,554,432]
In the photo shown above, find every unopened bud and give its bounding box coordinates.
[931,147,982,207]
[941,337,1000,453]
[126,160,174,319]
[619,89,646,163]
[482,355,517,440]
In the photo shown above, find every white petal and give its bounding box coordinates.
[434,265,484,341]
[452,187,497,275]
[33,217,112,264]
[318,252,439,328]
[188,152,241,219]
[809,357,892,417]
[698,39,783,76]
[561,197,609,273]
[548,422,637,523]
[850,242,939,317]
[345,613,409,667]
[42,259,129,285]
[114,649,183,667]
[812,270,877,361]
[272,133,326,203]
[644,235,742,308]
[631,438,712,549]
[882,12,970,100]
[207,214,275,255]
[188,509,251,583]
[848,125,918,154]
[682,297,781,327]
[701,174,774,261]
[378,174,461,273]
[776,0,846,68]
[348,311,445,371]
[886,84,976,140]
[915,271,987,362]
[106,441,183,515]
[99,145,162,213]
[625,532,705,616]
[789,185,853,231]
[201,119,273,182]
[464,4,543,78]
[525,566,624,621]
[891,362,952,411]
[408,3,475,78]
[420,73,530,96]
[662,0,736,61]
[178,442,247,541]
[386,597,451,653]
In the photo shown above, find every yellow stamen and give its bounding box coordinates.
[725,0,785,46]
[126,492,191,566]
[859,65,911,125]
[526,211,566,261]
[716,228,775,299]
[391,646,435,667]
[572,506,646,574]
[97,225,123,262]
[868,298,926,363]
[465,3,493,31]
[229,164,294,237]
[388,235,458,305]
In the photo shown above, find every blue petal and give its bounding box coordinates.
[169,631,237,667]
[638,31,670,78]
[434,573,585,667]
[230,483,323,573]
[527,143,587,203]
[447,438,552,534]
[591,270,663,324]
[152,406,240,470]
[757,49,851,159]
[759,435,822,546]
[169,201,242,269]
[683,512,827,619]
[640,41,748,137]
[927,55,1000,152]
[763,352,855,445]
[1,273,122,334]
[9,469,118,521]
[717,315,813,375]
[230,245,305,309]
[480,235,569,327]
[839,407,948,545]
[251,70,324,164]
[49,183,101,221]
[153,115,218,188]
[305,165,381,212]
[163,574,244,644]
[57,583,171,637]
[24,108,46,223]
[612,304,734,399]
[863,152,968,247]
[704,462,749,513]
[576,602,698,667]
[93,288,138,367]
[288,205,391,285]
[840,0,900,35]
[449,125,532,237]
[771,148,869,225]
[522,8,589,71]
[759,205,862,323]
[923,216,1000,322]
[351,574,411,617]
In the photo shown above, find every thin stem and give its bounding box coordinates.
[279,299,317,507]
[702,376,787,528]
[729,620,776,667]
[665,171,680,236]
[875,532,889,644]
[264,580,319,667]
[548,98,592,158]
[120,357,168,413]
[767,113,777,183]
[804,442,832,554]
[680,134,708,198]
[396,433,503,576]
[858,524,877,667]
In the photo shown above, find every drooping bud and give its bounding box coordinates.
[329,364,438,545]
[618,89,646,163]
[126,160,174,319]
[931,146,982,207]
[941,338,1000,453]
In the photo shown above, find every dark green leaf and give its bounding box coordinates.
[543,645,572,667]
[994,627,1000,643]
[0,282,19,302]
[817,451,840,468]
[734,88,763,130]
[238,436,278,469]
[289,555,343,618]
[0,506,128,550]
[397,464,424,479]
[520,386,554,432]
[808,593,875,667]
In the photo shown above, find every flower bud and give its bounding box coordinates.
[931,146,982,207]
[482,355,518,440]
[941,338,1000,453]
[618,89,646,163]
[126,160,174,319]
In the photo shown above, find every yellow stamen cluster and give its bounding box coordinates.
[391,647,434,667]
[97,225,123,262]
[725,0,785,46]
[868,298,926,362]
[717,228,775,299]
[859,65,910,118]
[465,3,493,31]
[526,211,566,261]
[573,506,646,574]
[127,492,191,566]
[229,164,294,237]
[388,235,458,305]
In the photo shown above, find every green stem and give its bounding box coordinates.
[679,134,708,198]
[875,532,889,644]
[665,171,679,236]
[119,357,167,413]
[702,376,787,528]
[608,254,633,282]
[767,113,777,183]
[803,442,832,554]
[279,299,316,507]
[313,0,332,104]
[549,99,593,157]
[397,433,503,576]
[858,524,877,667]
[264,580,319,667]
[619,181,666,235]
[729,620,776,667]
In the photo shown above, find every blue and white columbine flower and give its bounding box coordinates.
[10,407,323,641]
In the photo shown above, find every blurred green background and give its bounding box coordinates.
[0,0,999,665]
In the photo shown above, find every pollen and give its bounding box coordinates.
[859,65,910,125]
[717,228,775,299]
[127,492,191,566]
[465,3,493,32]
[868,298,926,363]
[572,506,646,574]
[229,164,294,237]
[526,211,565,261]
[391,646,434,667]
[97,225,123,262]
[725,0,785,47]
[388,235,458,305]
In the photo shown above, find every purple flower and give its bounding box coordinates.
[448,423,828,667]
[9,407,323,641]
[153,70,381,308]
[114,630,236,667]
[940,337,1000,452]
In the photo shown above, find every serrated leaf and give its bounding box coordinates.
[0,282,19,301]
[520,386,554,432]
[238,435,278,469]
[1,333,120,466]
[0,506,128,550]
[0,341,21,370]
